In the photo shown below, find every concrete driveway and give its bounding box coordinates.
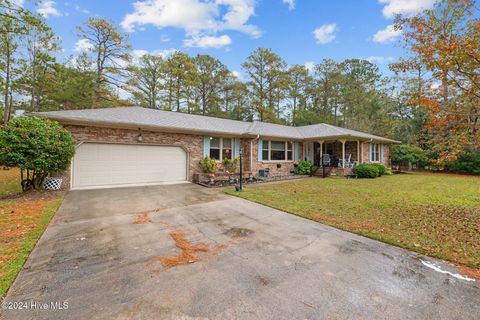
[2,183,479,320]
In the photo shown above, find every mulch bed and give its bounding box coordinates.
[0,189,62,202]
[198,174,307,188]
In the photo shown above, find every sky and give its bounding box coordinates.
[19,0,438,77]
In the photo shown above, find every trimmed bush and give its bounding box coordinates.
[353,164,380,178]
[295,160,313,175]
[199,156,218,173]
[370,163,387,176]
[222,157,239,173]
[391,144,428,168]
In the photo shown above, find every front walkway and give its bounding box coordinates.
[2,184,479,319]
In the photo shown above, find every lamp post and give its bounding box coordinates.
[239,147,243,191]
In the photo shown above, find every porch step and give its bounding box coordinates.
[314,167,333,178]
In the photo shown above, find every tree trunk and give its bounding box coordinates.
[3,40,11,125]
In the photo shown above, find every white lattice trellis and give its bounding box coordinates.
[43,177,63,190]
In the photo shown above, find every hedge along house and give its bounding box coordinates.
[32,107,399,190]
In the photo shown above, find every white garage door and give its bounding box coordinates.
[72,143,188,189]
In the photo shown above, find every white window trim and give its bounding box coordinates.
[262,140,294,162]
[210,137,234,161]
[370,143,382,162]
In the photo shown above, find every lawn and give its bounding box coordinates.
[0,167,64,299]
[226,173,480,272]
[0,167,22,196]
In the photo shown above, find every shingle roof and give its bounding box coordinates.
[247,121,304,139]
[298,123,395,142]
[32,107,251,136]
[31,107,399,143]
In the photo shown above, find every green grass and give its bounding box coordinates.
[0,167,64,299]
[0,167,22,197]
[226,173,480,269]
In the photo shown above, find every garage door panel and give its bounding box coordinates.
[72,143,187,189]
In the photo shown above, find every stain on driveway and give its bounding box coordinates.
[2,183,479,319]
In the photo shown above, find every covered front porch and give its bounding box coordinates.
[303,139,366,169]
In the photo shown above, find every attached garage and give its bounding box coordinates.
[72,142,188,190]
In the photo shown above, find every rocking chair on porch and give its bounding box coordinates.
[339,154,355,168]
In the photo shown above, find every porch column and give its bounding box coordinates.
[357,140,360,164]
[340,139,346,168]
[318,140,324,163]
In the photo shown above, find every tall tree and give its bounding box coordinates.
[398,0,480,160]
[18,25,59,112]
[389,59,430,145]
[286,64,310,124]
[42,62,96,110]
[77,18,131,107]
[127,54,164,109]
[193,54,229,116]
[0,0,42,123]
[221,74,250,120]
[0,17,17,124]
[312,59,343,125]
[338,59,384,131]
[163,52,197,113]
[242,48,286,122]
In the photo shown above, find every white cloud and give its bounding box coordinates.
[121,0,261,40]
[73,38,93,52]
[366,56,395,64]
[184,34,232,48]
[73,4,90,14]
[37,1,62,18]
[132,48,177,60]
[12,0,25,7]
[231,70,243,80]
[304,61,315,72]
[282,0,295,10]
[378,0,435,18]
[373,24,402,43]
[313,24,337,44]
[160,34,171,42]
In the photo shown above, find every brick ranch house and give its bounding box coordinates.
[33,107,399,190]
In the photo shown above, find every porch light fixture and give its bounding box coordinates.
[137,130,143,142]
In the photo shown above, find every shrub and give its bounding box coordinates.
[370,163,387,176]
[391,144,428,168]
[199,156,217,173]
[445,148,480,175]
[222,157,239,173]
[295,160,313,175]
[353,163,380,178]
[0,116,75,190]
